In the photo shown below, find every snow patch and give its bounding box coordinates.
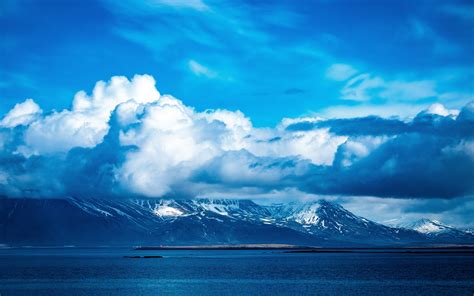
[153,205,184,217]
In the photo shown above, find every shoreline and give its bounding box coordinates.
[134,244,474,252]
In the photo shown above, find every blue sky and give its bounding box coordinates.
[0,0,473,226]
[1,0,473,126]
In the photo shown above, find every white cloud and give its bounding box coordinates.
[318,101,464,121]
[380,80,436,101]
[188,60,218,78]
[1,74,470,201]
[339,196,474,228]
[156,0,208,11]
[116,85,346,196]
[318,103,431,119]
[105,0,209,15]
[423,103,459,117]
[0,74,351,197]
[341,73,384,101]
[0,99,42,128]
[325,63,358,81]
[245,128,347,166]
[337,68,437,102]
[23,75,160,154]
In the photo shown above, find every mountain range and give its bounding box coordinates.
[0,197,472,247]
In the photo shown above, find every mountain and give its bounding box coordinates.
[0,197,312,246]
[399,219,474,243]
[268,200,425,244]
[0,197,471,246]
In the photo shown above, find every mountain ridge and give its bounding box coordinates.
[0,197,472,246]
[398,218,474,243]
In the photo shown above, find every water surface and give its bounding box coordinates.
[0,248,473,295]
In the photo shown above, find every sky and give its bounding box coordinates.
[0,0,473,227]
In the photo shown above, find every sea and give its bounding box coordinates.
[0,247,473,295]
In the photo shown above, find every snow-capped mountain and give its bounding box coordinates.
[269,200,425,243]
[402,219,452,234]
[0,197,471,246]
[399,219,474,243]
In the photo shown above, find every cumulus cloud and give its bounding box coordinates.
[23,75,160,154]
[0,74,473,200]
[0,99,42,128]
[422,102,459,117]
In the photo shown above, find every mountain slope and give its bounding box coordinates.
[0,197,313,246]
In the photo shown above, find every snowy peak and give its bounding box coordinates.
[275,199,365,226]
[267,199,428,243]
[401,219,473,238]
[403,219,452,234]
[287,202,323,225]
[271,200,377,235]
[399,218,474,243]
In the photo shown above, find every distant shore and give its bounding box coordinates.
[134,244,474,252]
[134,244,304,250]
[284,247,474,254]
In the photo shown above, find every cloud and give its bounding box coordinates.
[408,19,460,55]
[325,63,358,81]
[422,103,459,117]
[440,4,474,22]
[340,73,385,101]
[337,196,474,228]
[23,75,160,155]
[0,99,42,128]
[287,102,474,198]
[318,103,431,119]
[0,74,473,201]
[339,72,437,102]
[188,60,218,78]
[156,0,209,11]
[105,0,209,15]
[380,80,436,101]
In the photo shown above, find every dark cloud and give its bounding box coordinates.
[325,134,474,198]
[287,105,474,138]
[289,102,474,198]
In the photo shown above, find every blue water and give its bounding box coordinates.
[0,248,473,295]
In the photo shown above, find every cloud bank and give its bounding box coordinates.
[0,74,473,200]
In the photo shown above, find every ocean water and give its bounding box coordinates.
[0,248,473,296]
